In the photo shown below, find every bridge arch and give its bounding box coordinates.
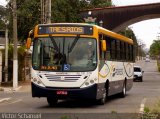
[113,14,160,32]
[80,3,160,32]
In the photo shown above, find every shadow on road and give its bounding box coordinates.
[38,94,127,109]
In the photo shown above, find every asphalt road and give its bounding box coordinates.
[0,60,160,118]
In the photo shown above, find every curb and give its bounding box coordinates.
[12,86,22,91]
[0,86,22,92]
[0,87,12,92]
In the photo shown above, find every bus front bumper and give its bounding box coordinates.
[32,82,98,99]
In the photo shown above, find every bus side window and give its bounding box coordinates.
[99,34,105,60]
[124,43,128,61]
[105,36,111,60]
[116,40,120,60]
[120,41,124,60]
[111,39,116,60]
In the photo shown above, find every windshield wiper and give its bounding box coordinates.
[68,35,80,53]
[49,35,59,52]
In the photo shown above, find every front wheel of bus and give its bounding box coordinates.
[47,97,58,107]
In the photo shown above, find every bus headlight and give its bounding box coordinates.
[33,78,37,82]
[81,78,97,88]
[32,77,45,87]
[37,80,42,84]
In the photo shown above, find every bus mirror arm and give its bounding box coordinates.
[101,40,107,52]
[26,30,33,49]
[26,37,32,49]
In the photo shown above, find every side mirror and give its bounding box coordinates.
[101,40,107,52]
[142,71,144,73]
[26,38,32,49]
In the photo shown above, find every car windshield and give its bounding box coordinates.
[32,36,97,72]
[134,67,141,72]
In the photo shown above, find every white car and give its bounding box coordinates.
[145,58,150,62]
[134,66,144,82]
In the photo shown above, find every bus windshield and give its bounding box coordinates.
[32,36,97,72]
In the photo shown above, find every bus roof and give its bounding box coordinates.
[35,23,133,44]
[94,25,133,44]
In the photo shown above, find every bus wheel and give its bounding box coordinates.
[47,97,58,107]
[119,82,126,98]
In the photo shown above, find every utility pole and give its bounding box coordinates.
[13,0,18,89]
[5,20,9,82]
[45,0,51,23]
[41,0,45,23]
[41,0,51,23]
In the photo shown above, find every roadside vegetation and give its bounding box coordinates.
[143,100,160,119]
[1,45,26,83]
[150,40,160,72]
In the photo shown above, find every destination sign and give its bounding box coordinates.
[38,25,93,35]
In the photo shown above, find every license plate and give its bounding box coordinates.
[56,91,68,95]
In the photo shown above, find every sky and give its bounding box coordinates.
[0,0,6,6]
[112,0,160,49]
[0,0,160,49]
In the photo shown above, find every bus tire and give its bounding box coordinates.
[119,81,126,98]
[47,97,58,107]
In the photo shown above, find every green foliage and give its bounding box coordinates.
[0,5,7,30]
[52,0,82,22]
[60,116,70,119]
[4,44,26,81]
[142,100,160,119]
[150,40,160,58]
[89,0,113,8]
[0,20,6,30]
[17,0,41,41]
[18,45,26,81]
[150,40,160,72]
[144,107,150,113]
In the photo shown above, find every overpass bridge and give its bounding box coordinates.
[80,2,160,32]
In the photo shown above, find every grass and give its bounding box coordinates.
[142,100,160,119]
[60,116,70,119]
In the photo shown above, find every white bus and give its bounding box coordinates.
[26,23,134,106]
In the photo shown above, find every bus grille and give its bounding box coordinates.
[44,74,81,82]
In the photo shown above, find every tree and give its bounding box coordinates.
[0,5,8,30]
[16,0,41,41]
[6,0,41,42]
[89,0,113,8]
[150,40,160,59]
